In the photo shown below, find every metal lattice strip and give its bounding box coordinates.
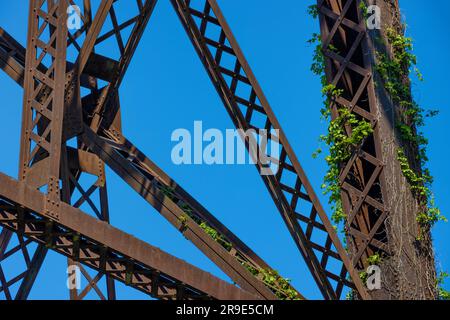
[317,0,390,270]
[83,126,303,300]
[0,173,257,300]
[19,0,69,208]
[0,21,297,300]
[171,0,368,299]
[0,228,47,300]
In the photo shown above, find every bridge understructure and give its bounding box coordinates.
[0,0,436,300]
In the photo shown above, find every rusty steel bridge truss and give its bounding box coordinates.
[0,0,387,300]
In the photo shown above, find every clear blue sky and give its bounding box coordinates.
[0,1,448,300]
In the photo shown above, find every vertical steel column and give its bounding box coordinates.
[0,0,70,300]
[317,0,390,267]
[316,0,392,298]
[19,0,69,214]
[62,0,117,300]
[171,0,368,299]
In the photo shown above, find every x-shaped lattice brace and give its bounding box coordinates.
[0,0,293,300]
[0,173,258,300]
[0,0,373,300]
[169,0,368,299]
[0,0,155,300]
[0,229,47,300]
[317,0,390,271]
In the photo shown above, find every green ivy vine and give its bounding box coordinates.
[374,27,445,232]
[242,262,300,300]
[159,185,300,300]
[437,272,450,300]
[309,1,447,299]
[308,8,373,226]
[358,253,383,286]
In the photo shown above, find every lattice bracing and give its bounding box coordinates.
[317,0,389,272]
[1,11,300,301]
[0,0,382,300]
[0,173,257,300]
[171,0,368,299]
[0,229,47,300]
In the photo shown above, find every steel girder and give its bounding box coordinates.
[0,0,374,300]
[170,0,368,300]
[316,0,390,274]
[0,0,153,300]
[82,125,305,300]
[2,0,71,299]
[0,228,47,300]
[0,2,303,299]
[0,172,257,300]
[64,0,158,299]
[15,0,157,300]
[0,27,26,86]
[11,0,118,300]
[0,3,298,300]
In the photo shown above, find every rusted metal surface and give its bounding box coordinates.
[1,0,71,299]
[0,172,258,300]
[0,0,381,300]
[316,0,437,299]
[0,27,26,86]
[0,4,300,300]
[19,0,69,216]
[317,0,390,277]
[171,0,368,299]
[84,125,304,300]
[0,229,47,300]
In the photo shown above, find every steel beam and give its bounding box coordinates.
[0,172,257,300]
[61,0,116,300]
[170,0,368,299]
[14,244,48,300]
[0,24,300,300]
[82,0,158,132]
[82,127,285,300]
[317,0,389,276]
[0,27,26,86]
[0,229,45,300]
[4,0,71,299]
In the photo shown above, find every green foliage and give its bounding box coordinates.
[359,270,368,285]
[397,149,446,230]
[242,263,301,300]
[397,148,430,197]
[307,25,373,226]
[376,27,445,232]
[199,222,233,251]
[416,200,447,230]
[355,254,382,290]
[178,213,188,227]
[321,105,373,225]
[367,253,382,266]
[307,4,319,19]
[359,1,369,19]
[161,185,298,299]
[375,28,428,156]
[160,185,175,200]
[308,33,326,85]
[345,290,356,300]
[437,272,450,300]
[260,269,300,300]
